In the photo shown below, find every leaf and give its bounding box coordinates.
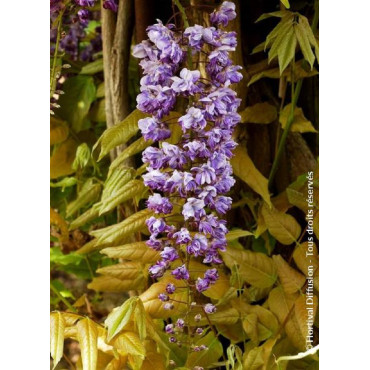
[102,167,135,201]
[58,76,96,132]
[243,338,278,370]
[186,332,223,368]
[189,308,240,326]
[90,209,153,247]
[141,349,166,370]
[50,177,78,190]
[113,332,146,357]
[256,11,286,22]
[273,255,306,294]
[50,312,65,369]
[240,103,277,124]
[280,104,317,133]
[72,143,91,171]
[268,17,294,63]
[50,208,68,242]
[101,241,160,263]
[221,246,277,288]
[96,82,105,98]
[242,313,259,343]
[88,275,146,293]
[280,0,290,8]
[268,287,305,351]
[104,297,138,341]
[66,179,102,217]
[293,241,319,275]
[109,137,152,172]
[226,229,254,241]
[134,299,147,341]
[95,109,148,161]
[294,17,316,69]
[80,58,104,75]
[90,99,106,122]
[99,180,145,215]
[76,317,98,370]
[95,262,145,280]
[231,146,271,207]
[69,204,100,231]
[50,137,78,179]
[278,25,297,74]
[261,203,301,245]
[50,116,69,146]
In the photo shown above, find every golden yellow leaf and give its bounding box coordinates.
[231,146,272,207]
[141,351,166,370]
[280,104,317,133]
[96,262,145,280]
[314,267,319,292]
[242,313,259,343]
[101,242,160,263]
[240,102,277,124]
[272,255,306,294]
[113,331,146,358]
[268,287,305,351]
[50,137,78,179]
[88,275,146,293]
[221,246,277,288]
[261,203,301,245]
[293,242,319,275]
[50,116,69,146]
[50,312,65,369]
[76,317,98,370]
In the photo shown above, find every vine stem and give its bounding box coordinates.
[50,283,77,312]
[50,13,63,98]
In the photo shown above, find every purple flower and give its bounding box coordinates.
[143,169,168,190]
[166,283,176,294]
[182,198,206,220]
[165,324,175,334]
[173,227,192,244]
[169,336,177,343]
[196,278,210,292]
[75,0,95,6]
[161,247,179,262]
[196,327,204,335]
[176,318,185,328]
[77,9,90,26]
[172,264,190,280]
[158,293,169,302]
[178,107,207,133]
[146,235,163,251]
[103,0,118,12]
[147,193,173,214]
[184,140,210,161]
[139,117,171,142]
[204,268,219,282]
[171,68,201,95]
[142,147,164,169]
[214,196,232,214]
[187,234,208,257]
[146,216,168,235]
[162,142,187,169]
[192,164,216,185]
[149,260,169,278]
[184,25,205,50]
[210,1,236,27]
[164,303,174,310]
[204,303,217,314]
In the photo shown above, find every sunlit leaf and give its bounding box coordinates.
[88,274,146,293]
[76,317,98,370]
[231,146,271,207]
[293,242,319,275]
[114,331,146,357]
[273,255,306,293]
[261,203,301,245]
[69,204,100,231]
[280,0,290,8]
[50,312,65,369]
[221,246,277,288]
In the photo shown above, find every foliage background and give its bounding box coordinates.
[50,0,319,369]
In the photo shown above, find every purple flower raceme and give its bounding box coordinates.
[133,0,242,351]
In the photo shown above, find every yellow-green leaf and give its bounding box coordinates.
[69,204,100,231]
[90,98,106,122]
[293,241,319,275]
[80,58,104,75]
[134,299,147,341]
[280,104,317,133]
[50,312,65,369]
[278,25,297,73]
[231,146,271,207]
[50,116,69,146]
[101,241,160,263]
[221,246,277,288]
[294,16,316,69]
[88,275,146,292]
[280,0,290,8]
[114,331,146,358]
[95,109,148,160]
[105,297,138,341]
[90,209,153,247]
[226,229,254,241]
[261,203,301,245]
[95,262,145,280]
[76,317,98,370]
[50,137,78,179]
[273,255,306,293]
[240,102,277,124]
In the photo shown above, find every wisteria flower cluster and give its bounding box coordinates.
[133,1,242,353]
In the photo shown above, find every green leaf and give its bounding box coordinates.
[66,179,101,218]
[280,0,290,9]
[90,209,153,247]
[102,167,135,201]
[221,246,277,288]
[261,203,301,245]
[294,16,316,69]
[226,229,254,241]
[76,317,98,370]
[231,146,271,207]
[80,58,104,75]
[50,177,77,190]
[268,19,294,64]
[280,104,317,133]
[109,137,152,173]
[96,82,105,98]
[58,76,96,132]
[240,102,277,124]
[256,11,286,22]
[99,180,145,215]
[186,332,223,368]
[105,297,138,341]
[90,98,106,122]
[72,143,91,170]
[95,109,148,160]
[50,312,65,369]
[278,26,297,74]
[134,299,147,341]
[69,204,100,230]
